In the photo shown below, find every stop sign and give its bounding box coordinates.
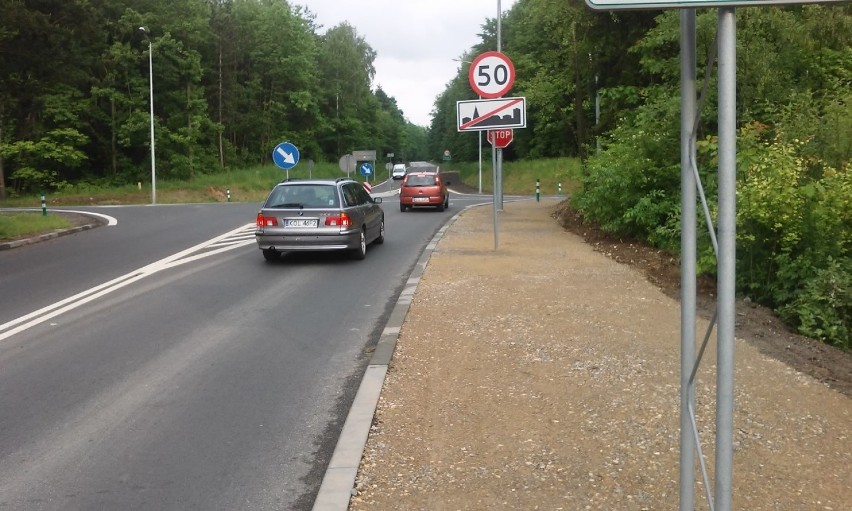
[487,129,513,149]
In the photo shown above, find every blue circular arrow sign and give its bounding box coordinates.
[272,142,300,170]
[359,162,374,177]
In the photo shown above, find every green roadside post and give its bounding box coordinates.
[227,188,231,202]
[535,179,540,202]
[41,191,47,216]
[558,183,562,196]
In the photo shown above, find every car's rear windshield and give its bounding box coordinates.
[265,184,339,208]
[405,175,437,187]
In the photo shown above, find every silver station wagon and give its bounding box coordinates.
[255,178,384,261]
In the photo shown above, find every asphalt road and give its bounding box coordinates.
[0,188,487,510]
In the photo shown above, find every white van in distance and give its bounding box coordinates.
[392,164,407,180]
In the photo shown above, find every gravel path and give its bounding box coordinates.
[349,199,851,510]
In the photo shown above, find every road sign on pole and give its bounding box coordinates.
[338,154,355,176]
[359,162,373,177]
[487,129,513,149]
[457,97,526,131]
[469,51,515,98]
[272,142,299,170]
[352,150,376,161]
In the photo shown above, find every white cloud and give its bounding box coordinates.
[299,0,518,126]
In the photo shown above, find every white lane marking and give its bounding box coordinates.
[0,223,256,342]
[2,208,119,226]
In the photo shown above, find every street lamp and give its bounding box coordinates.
[454,58,483,194]
[139,26,156,204]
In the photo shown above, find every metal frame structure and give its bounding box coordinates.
[678,8,737,511]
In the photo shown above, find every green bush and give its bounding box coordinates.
[779,257,851,349]
[707,123,850,347]
[574,114,850,348]
[573,88,683,250]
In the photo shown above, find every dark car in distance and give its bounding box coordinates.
[255,178,384,261]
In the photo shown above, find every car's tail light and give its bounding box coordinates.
[256,213,278,227]
[325,213,352,227]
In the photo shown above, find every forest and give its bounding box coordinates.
[0,0,429,197]
[1,0,850,345]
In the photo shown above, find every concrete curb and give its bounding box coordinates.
[311,204,477,511]
[0,221,102,251]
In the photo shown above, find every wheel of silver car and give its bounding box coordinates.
[351,229,367,260]
[375,218,385,244]
[262,248,281,262]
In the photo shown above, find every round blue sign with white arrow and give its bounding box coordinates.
[359,162,374,177]
[272,142,300,170]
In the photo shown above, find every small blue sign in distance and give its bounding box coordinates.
[359,162,374,176]
[272,142,300,170]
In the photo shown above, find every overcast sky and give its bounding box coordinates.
[299,0,518,127]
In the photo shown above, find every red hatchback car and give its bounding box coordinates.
[399,170,450,212]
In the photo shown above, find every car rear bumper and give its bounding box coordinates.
[400,196,444,206]
[255,230,361,252]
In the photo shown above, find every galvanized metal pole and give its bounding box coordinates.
[145,36,157,205]
[492,145,499,250]
[497,0,501,53]
[715,9,737,511]
[679,9,697,511]
[496,0,504,212]
[478,129,483,194]
[497,148,504,211]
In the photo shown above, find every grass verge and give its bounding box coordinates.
[0,212,72,240]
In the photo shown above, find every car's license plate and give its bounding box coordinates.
[413,197,429,203]
[284,218,318,228]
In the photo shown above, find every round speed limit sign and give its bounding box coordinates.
[468,51,515,99]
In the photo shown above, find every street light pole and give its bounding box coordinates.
[139,26,156,205]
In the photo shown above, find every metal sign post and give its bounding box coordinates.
[590,0,836,507]
[272,142,300,181]
[679,11,698,510]
[715,11,737,509]
[459,4,519,249]
[338,154,355,178]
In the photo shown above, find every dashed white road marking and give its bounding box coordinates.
[0,223,256,342]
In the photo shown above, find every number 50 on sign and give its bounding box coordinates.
[468,51,515,99]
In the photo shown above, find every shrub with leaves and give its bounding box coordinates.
[734,124,850,346]
[779,257,850,349]
[573,87,683,250]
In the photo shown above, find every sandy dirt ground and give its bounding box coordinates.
[349,199,851,510]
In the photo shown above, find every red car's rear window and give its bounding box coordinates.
[405,175,437,187]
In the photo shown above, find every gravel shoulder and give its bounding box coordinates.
[350,199,851,510]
